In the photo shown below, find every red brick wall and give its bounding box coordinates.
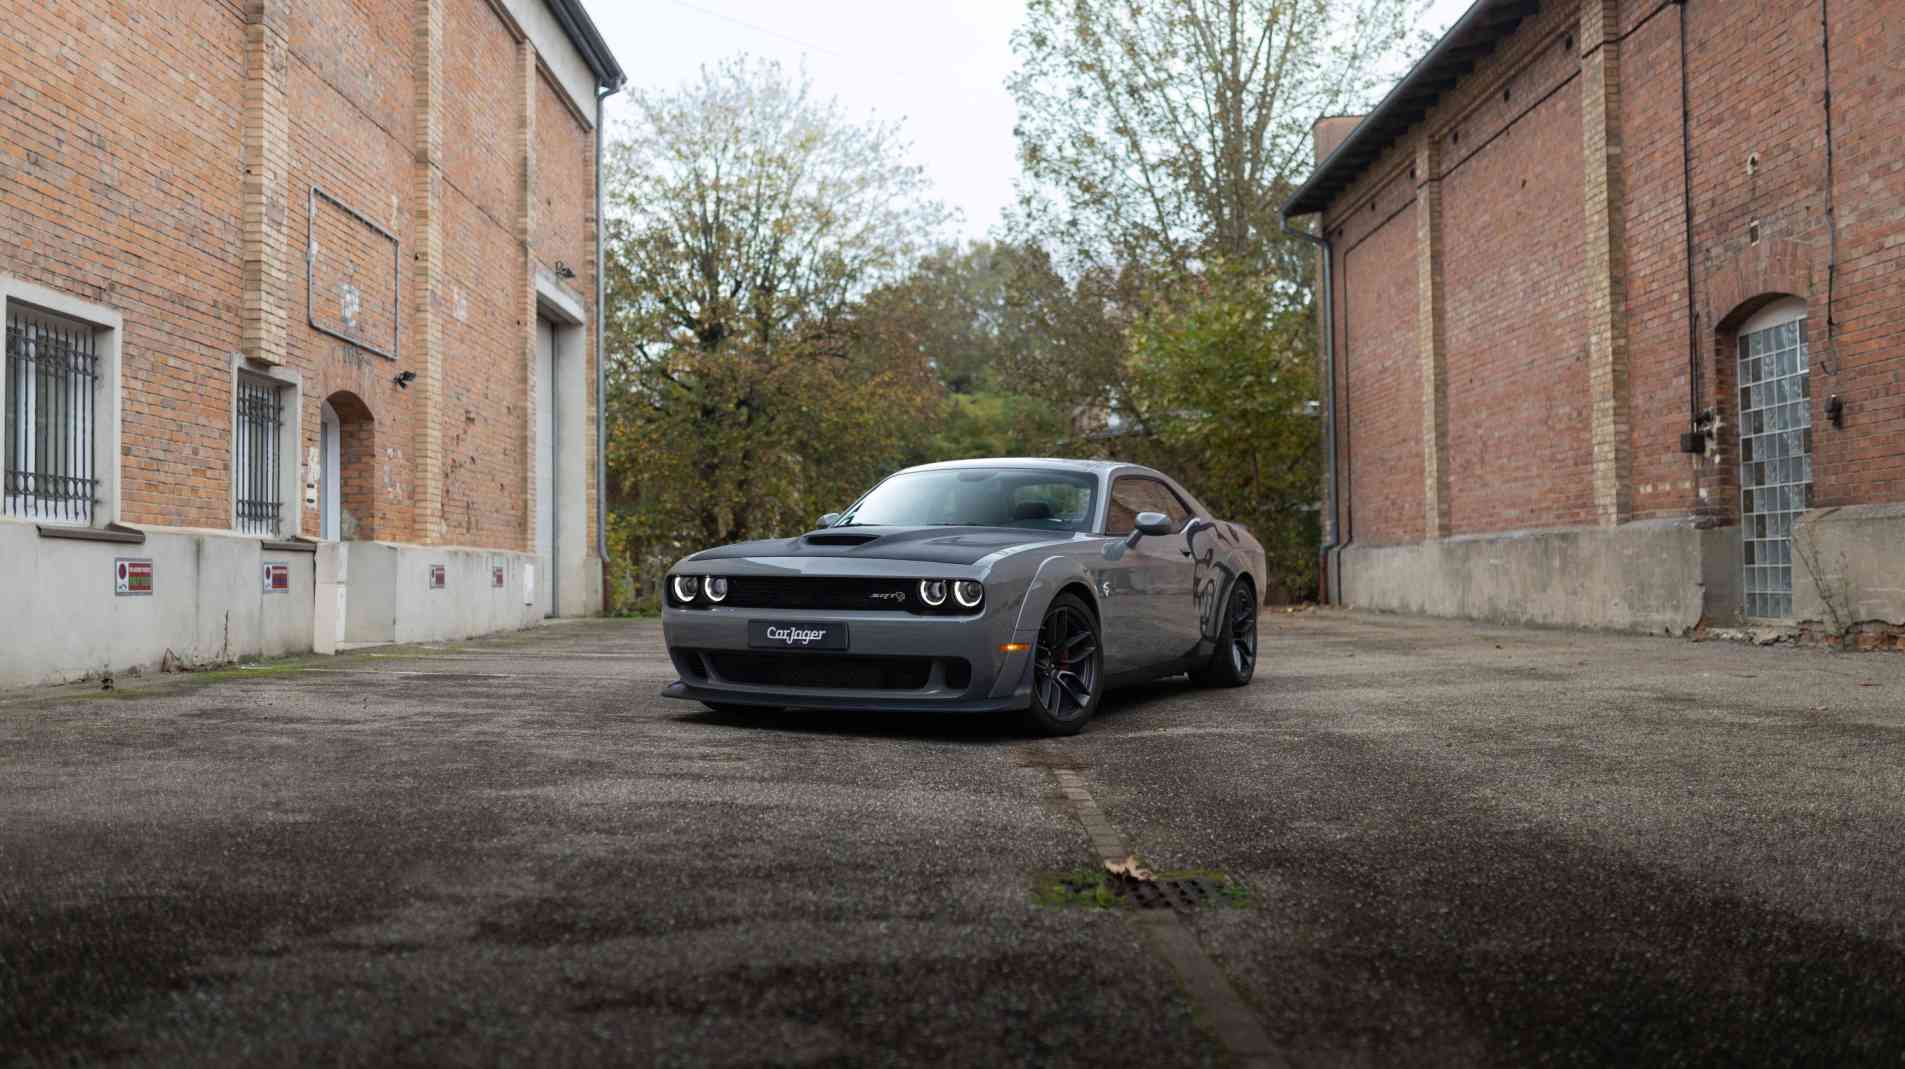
[531,74,598,555]
[1,0,600,557]
[1617,7,1700,521]
[287,0,420,543]
[1439,45,1591,534]
[0,0,247,529]
[439,0,531,549]
[1315,0,1905,547]
[1339,175,1423,546]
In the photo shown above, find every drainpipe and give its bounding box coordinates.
[1282,215,1337,603]
[595,78,621,586]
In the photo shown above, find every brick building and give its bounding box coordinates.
[1,0,623,686]
[1284,0,1904,639]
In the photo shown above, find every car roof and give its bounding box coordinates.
[894,457,1136,477]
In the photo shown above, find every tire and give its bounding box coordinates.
[1021,592,1104,737]
[1191,578,1258,688]
[702,701,781,717]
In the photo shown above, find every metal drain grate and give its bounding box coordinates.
[1111,876,1226,911]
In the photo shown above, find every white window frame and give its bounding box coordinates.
[0,276,122,529]
[229,356,302,539]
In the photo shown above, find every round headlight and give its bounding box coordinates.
[671,574,699,603]
[953,580,984,608]
[918,579,948,607]
[703,576,728,602]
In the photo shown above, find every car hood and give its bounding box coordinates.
[685,526,1085,567]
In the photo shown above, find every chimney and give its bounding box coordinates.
[1312,115,1366,165]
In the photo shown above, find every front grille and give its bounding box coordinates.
[722,576,920,612]
[705,652,949,691]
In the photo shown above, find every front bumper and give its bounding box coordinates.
[660,605,1037,713]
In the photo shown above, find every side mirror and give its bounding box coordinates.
[1126,511,1172,546]
[817,512,843,529]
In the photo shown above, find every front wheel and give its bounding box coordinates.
[1191,579,1257,688]
[1021,593,1103,737]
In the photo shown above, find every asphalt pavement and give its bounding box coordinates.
[2,611,1902,1067]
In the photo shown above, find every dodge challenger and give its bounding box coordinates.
[660,458,1266,735]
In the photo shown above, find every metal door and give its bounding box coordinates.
[536,318,558,617]
[319,401,340,541]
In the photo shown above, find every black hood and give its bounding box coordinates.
[686,526,1082,567]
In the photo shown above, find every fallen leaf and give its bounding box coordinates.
[1104,855,1154,882]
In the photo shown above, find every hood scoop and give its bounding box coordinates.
[803,532,881,547]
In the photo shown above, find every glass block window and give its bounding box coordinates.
[1738,312,1812,619]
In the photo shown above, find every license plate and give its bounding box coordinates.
[748,620,849,651]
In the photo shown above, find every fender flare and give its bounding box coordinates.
[1010,554,1099,634]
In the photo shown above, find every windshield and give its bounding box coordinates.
[837,468,1099,532]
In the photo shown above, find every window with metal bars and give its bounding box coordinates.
[4,303,100,525]
[235,374,285,536]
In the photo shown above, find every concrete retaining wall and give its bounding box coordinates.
[1793,504,1905,629]
[1339,519,1739,634]
[314,541,548,652]
[0,520,316,688]
[1,521,597,688]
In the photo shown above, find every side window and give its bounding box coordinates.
[1152,482,1193,529]
[1106,477,1192,535]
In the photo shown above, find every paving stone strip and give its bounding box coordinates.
[1049,767,1286,1069]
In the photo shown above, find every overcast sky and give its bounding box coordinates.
[585,0,1475,241]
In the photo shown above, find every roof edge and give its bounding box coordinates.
[546,0,625,91]
[1282,0,1532,220]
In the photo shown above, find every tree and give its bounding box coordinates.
[1009,0,1426,284]
[1126,264,1320,595]
[602,57,950,601]
[608,56,948,357]
[1004,0,1429,599]
[850,243,1014,396]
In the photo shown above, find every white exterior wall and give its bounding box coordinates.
[0,521,315,688]
[315,541,548,652]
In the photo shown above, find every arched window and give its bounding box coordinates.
[1735,297,1811,620]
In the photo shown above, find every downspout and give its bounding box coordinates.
[1819,0,1840,379]
[1283,215,1337,603]
[595,79,621,586]
[1676,0,1704,440]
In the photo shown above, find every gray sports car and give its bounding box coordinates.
[659,458,1267,735]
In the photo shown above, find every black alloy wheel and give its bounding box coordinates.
[1192,579,1258,688]
[1023,592,1103,736]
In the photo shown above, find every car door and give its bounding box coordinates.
[1099,476,1202,674]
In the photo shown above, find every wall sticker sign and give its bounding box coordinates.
[115,558,154,597]
[492,565,506,589]
[428,563,446,590]
[263,561,290,594]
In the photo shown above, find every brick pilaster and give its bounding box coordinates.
[519,40,539,555]
[413,0,445,543]
[1581,0,1632,525]
[239,0,290,366]
[1416,138,1451,538]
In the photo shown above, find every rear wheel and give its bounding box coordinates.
[1191,579,1257,688]
[1021,593,1103,737]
